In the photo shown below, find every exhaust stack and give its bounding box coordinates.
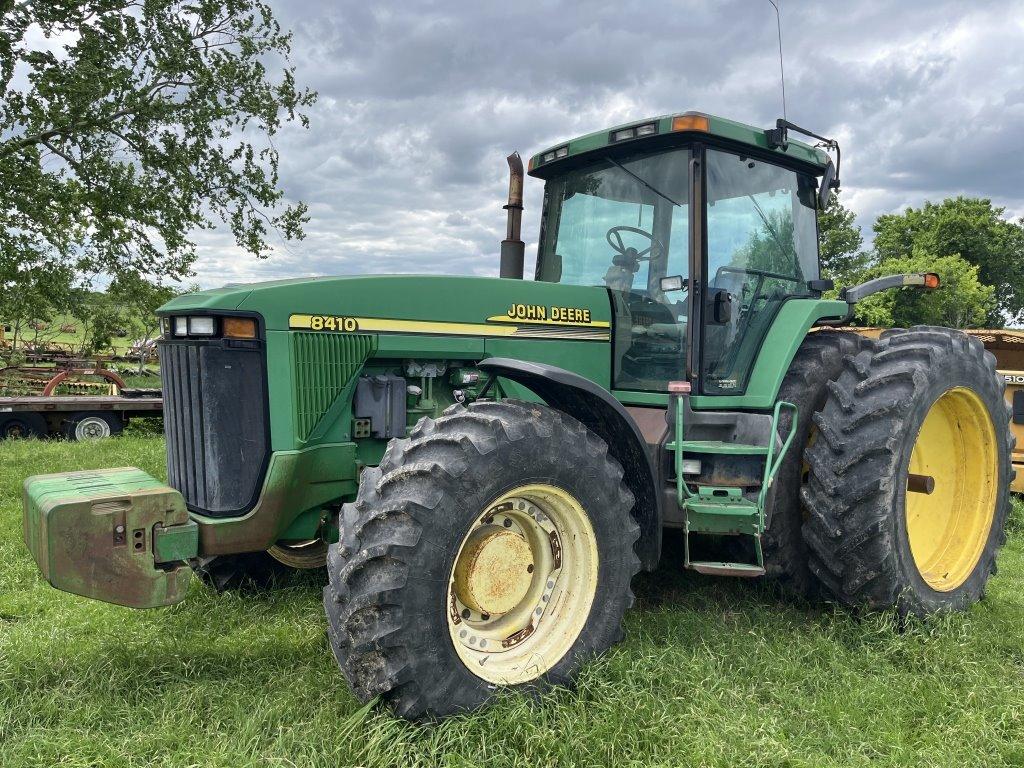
[499,152,525,279]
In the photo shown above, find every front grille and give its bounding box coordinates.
[160,338,268,517]
[293,332,374,440]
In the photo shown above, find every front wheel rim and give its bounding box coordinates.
[446,483,599,685]
[905,387,999,592]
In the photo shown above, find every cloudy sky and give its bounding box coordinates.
[190,0,1024,288]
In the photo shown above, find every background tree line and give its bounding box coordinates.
[1,271,185,360]
[819,195,1024,329]
[1,0,313,362]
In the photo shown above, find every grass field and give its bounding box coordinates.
[2,436,1024,767]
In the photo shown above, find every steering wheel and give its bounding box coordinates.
[606,226,664,264]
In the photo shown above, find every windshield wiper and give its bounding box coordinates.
[606,157,684,208]
[747,193,796,262]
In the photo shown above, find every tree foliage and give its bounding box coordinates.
[817,192,871,289]
[873,197,1024,326]
[0,0,315,287]
[734,208,797,277]
[854,251,995,329]
[0,263,76,350]
[105,273,181,368]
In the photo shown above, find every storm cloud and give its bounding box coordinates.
[189,0,1024,287]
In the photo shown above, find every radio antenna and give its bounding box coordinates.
[767,0,787,121]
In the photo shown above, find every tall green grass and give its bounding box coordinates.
[1,436,1022,767]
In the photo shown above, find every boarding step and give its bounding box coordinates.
[665,440,770,456]
[688,561,766,578]
[684,487,760,536]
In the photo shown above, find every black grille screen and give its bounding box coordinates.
[160,338,268,517]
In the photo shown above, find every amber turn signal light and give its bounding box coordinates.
[671,114,710,133]
[223,317,257,339]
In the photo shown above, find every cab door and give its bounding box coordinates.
[699,148,821,394]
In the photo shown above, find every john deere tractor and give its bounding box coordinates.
[23,112,1012,719]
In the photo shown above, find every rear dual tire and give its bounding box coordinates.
[802,327,1013,617]
[760,331,868,597]
[63,412,123,441]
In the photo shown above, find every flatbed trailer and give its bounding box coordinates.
[0,393,162,440]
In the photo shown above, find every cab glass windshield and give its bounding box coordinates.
[536,147,691,391]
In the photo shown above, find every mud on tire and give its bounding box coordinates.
[323,399,640,719]
[801,327,1014,617]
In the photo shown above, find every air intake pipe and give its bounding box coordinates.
[499,152,525,279]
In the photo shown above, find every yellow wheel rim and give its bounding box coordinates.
[446,484,599,685]
[905,387,998,592]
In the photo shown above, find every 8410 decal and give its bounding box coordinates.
[290,314,359,332]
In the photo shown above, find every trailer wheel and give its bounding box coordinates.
[63,412,124,441]
[324,399,640,719]
[802,327,1013,617]
[0,412,47,439]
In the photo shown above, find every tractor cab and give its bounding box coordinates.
[529,112,828,396]
[526,112,841,575]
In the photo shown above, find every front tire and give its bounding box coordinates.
[323,399,640,719]
[802,327,1013,617]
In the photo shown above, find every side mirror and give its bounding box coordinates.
[710,288,733,324]
[818,160,837,209]
[659,275,685,293]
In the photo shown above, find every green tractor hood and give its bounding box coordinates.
[159,275,614,340]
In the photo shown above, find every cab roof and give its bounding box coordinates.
[527,111,830,178]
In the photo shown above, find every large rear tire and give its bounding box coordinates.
[802,327,1013,616]
[323,399,640,719]
[760,331,868,598]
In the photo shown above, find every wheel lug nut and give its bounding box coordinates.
[481,613,490,621]
[461,609,470,619]
[503,519,512,528]
[527,564,534,573]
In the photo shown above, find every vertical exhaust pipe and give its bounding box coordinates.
[499,152,525,279]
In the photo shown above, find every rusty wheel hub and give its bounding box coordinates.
[453,527,534,615]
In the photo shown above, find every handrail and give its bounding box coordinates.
[673,394,696,503]
[758,400,798,512]
[674,394,798,517]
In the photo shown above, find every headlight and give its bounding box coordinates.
[173,317,188,337]
[188,316,216,336]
